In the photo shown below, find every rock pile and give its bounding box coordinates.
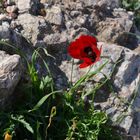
[0,0,137,48]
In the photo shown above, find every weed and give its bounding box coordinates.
[0,41,122,140]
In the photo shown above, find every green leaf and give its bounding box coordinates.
[39,76,52,90]
[43,48,55,59]
[11,115,34,134]
[36,121,42,140]
[134,2,140,10]
[29,90,61,112]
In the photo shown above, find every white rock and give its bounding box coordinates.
[0,51,22,108]
[0,22,10,39]
[0,14,7,21]
[17,0,31,12]
[6,5,18,13]
[45,5,63,25]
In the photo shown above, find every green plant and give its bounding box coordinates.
[0,41,121,140]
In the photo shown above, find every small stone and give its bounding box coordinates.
[70,10,81,17]
[45,5,63,25]
[65,21,73,29]
[76,2,83,10]
[0,14,7,21]
[17,0,40,14]
[97,17,133,44]
[0,22,10,39]
[120,116,133,133]
[76,16,87,26]
[6,5,18,13]
[6,0,16,5]
[9,12,18,19]
[17,0,31,12]
[40,0,47,3]
[106,107,117,115]
[39,8,46,16]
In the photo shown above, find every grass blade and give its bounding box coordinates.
[29,90,61,112]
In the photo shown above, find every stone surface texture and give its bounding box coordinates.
[45,5,63,25]
[0,51,22,108]
[0,0,140,139]
[8,0,135,48]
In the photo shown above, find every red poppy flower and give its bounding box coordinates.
[68,35,102,68]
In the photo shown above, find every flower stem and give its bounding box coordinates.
[70,58,74,86]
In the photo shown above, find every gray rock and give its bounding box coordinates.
[68,27,90,42]
[0,22,10,39]
[57,0,120,9]
[17,0,40,14]
[44,33,63,45]
[5,0,16,5]
[97,17,133,44]
[76,16,87,26]
[70,10,81,18]
[45,5,63,25]
[14,0,135,47]
[17,13,52,45]
[6,5,18,13]
[0,14,8,21]
[97,0,120,9]
[0,0,139,138]
[17,0,31,13]
[0,51,22,108]
[43,31,68,50]
[65,21,73,30]
[40,0,61,4]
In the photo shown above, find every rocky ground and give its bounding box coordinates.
[0,0,140,139]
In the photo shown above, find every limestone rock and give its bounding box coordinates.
[17,0,40,14]
[97,17,133,44]
[6,5,18,13]
[0,14,7,21]
[95,0,120,9]
[44,32,67,45]
[0,22,10,39]
[0,51,22,108]
[45,5,63,25]
[17,13,52,45]
[13,0,135,47]
[17,0,31,13]
[0,0,139,138]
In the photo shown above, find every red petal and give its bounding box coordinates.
[79,57,93,68]
[68,35,101,69]
[68,39,82,59]
[79,62,91,68]
[79,46,102,69]
[80,35,97,46]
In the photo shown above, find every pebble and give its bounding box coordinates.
[40,0,47,3]
[9,12,18,19]
[6,5,18,13]
[0,14,7,21]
